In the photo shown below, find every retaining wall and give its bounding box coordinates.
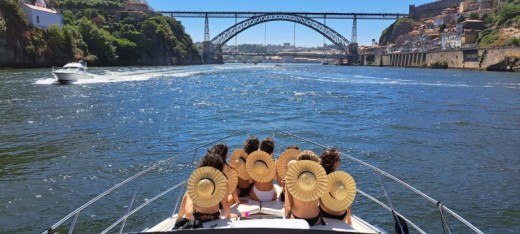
[361,47,520,70]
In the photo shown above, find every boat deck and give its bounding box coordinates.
[145,185,381,233]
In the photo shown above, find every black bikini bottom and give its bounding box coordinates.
[287,210,325,226]
[238,184,252,197]
[193,209,220,222]
[319,206,348,220]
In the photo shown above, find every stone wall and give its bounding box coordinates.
[364,47,520,71]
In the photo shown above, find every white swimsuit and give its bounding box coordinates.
[253,185,275,202]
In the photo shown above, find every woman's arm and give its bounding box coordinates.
[176,193,188,220]
[232,189,241,204]
[344,206,352,225]
[221,197,237,219]
[284,183,293,218]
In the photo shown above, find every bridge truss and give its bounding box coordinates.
[211,14,353,53]
[159,11,408,20]
[159,11,408,63]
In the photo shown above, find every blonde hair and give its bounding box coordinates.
[297,150,320,163]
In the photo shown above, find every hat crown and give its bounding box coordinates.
[198,179,215,196]
[298,171,316,190]
[331,183,347,200]
[253,160,268,174]
[235,158,246,169]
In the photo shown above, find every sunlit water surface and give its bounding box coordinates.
[0,64,519,233]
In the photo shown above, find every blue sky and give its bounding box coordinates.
[148,0,434,46]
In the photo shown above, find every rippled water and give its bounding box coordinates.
[0,64,519,233]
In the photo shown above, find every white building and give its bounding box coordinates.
[21,0,63,29]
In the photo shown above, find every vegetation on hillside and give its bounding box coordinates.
[478,2,520,47]
[379,18,417,45]
[0,0,201,67]
[0,16,6,38]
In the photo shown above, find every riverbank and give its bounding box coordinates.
[360,47,520,71]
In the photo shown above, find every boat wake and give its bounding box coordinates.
[35,67,206,85]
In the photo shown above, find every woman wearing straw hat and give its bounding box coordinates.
[230,137,259,199]
[248,138,277,202]
[275,146,301,202]
[208,143,241,205]
[284,151,328,226]
[319,148,355,225]
[175,154,236,227]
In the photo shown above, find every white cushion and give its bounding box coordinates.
[230,219,309,229]
[260,200,285,217]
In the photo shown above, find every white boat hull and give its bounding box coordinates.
[53,71,94,83]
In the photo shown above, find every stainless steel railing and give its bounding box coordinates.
[42,130,483,234]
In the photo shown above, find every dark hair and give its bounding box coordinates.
[198,153,224,171]
[208,142,228,163]
[286,145,299,150]
[320,148,340,174]
[243,136,259,154]
[297,150,320,163]
[259,138,275,155]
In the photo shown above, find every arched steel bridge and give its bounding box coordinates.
[212,13,354,53]
[159,11,408,63]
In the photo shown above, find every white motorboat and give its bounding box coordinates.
[52,61,94,83]
[41,131,484,234]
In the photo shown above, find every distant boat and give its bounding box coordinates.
[321,60,329,65]
[52,61,94,84]
[275,64,282,67]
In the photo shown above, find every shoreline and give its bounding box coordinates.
[359,46,520,72]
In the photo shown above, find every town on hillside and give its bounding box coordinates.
[359,0,519,56]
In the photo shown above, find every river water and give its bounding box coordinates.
[0,64,519,233]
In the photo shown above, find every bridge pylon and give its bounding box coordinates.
[201,15,222,64]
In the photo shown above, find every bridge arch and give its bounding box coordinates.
[211,14,352,53]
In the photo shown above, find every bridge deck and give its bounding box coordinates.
[159,11,408,20]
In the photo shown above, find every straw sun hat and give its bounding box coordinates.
[187,166,228,208]
[230,149,250,180]
[276,148,301,180]
[285,160,328,202]
[320,171,357,211]
[246,151,276,183]
[223,164,238,195]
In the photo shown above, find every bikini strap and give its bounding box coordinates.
[319,210,326,225]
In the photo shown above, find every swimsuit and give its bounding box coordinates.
[238,184,252,197]
[319,206,348,220]
[286,210,325,226]
[252,185,275,202]
[193,208,220,222]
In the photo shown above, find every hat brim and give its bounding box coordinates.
[223,164,238,195]
[187,166,227,208]
[276,149,300,180]
[246,151,276,183]
[230,149,250,180]
[320,171,356,211]
[286,160,328,202]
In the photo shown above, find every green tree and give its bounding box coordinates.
[457,15,466,23]
[469,12,479,20]
[439,24,447,33]
[63,25,88,59]
[496,3,520,26]
[0,15,6,38]
[78,18,117,65]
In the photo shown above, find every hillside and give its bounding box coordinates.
[0,0,202,68]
